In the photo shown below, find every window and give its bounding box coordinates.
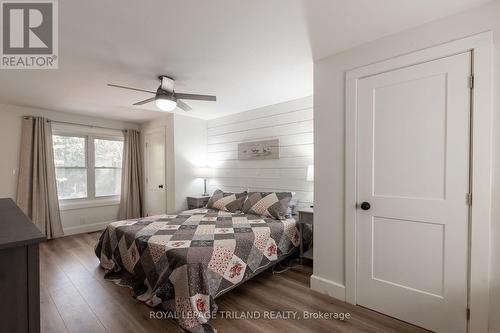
[53,132,123,202]
[53,135,88,199]
[94,139,123,197]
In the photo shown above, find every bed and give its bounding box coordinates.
[95,207,301,332]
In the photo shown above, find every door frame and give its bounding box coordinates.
[143,126,167,216]
[345,31,492,333]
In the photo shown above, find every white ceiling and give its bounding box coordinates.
[0,0,491,122]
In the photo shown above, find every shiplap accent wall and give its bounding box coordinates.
[207,96,313,209]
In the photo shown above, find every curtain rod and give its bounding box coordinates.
[23,116,137,132]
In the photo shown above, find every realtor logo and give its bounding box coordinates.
[1,0,58,69]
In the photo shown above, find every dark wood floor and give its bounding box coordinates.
[40,232,430,333]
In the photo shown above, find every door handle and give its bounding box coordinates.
[158,185,164,189]
[360,202,371,210]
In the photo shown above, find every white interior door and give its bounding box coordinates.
[356,52,471,333]
[145,129,166,216]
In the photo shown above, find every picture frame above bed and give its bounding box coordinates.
[238,138,280,160]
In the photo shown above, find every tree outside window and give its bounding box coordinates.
[53,134,123,201]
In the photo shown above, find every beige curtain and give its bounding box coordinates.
[16,117,64,239]
[118,129,144,219]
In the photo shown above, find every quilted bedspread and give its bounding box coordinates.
[95,208,300,332]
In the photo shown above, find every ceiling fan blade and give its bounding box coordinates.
[177,100,192,112]
[133,97,156,106]
[175,93,216,101]
[107,84,156,94]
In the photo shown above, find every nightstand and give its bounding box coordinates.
[298,207,313,263]
[187,195,211,209]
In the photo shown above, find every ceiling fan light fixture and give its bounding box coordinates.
[107,75,216,111]
[155,93,177,111]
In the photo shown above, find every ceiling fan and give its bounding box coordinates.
[107,75,216,112]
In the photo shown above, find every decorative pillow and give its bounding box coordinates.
[242,192,293,219]
[206,189,247,212]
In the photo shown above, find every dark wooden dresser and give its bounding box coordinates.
[0,198,46,333]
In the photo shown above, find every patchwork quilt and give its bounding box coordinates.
[95,208,300,332]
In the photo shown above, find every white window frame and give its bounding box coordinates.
[52,123,124,211]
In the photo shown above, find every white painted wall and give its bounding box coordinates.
[0,103,139,235]
[313,1,500,331]
[173,114,208,212]
[207,97,313,209]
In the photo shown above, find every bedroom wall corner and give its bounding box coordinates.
[0,103,140,235]
[140,113,208,214]
[313,3,500,331]
[173,114,208,212]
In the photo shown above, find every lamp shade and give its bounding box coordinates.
[195,167,212,178]
[306,165,314,182]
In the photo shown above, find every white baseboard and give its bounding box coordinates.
[310,275,346,301]
[62,220,111,236]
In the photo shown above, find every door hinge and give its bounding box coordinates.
[469,75,474,89]
[467,193,472,206]
[466,308,470,321]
